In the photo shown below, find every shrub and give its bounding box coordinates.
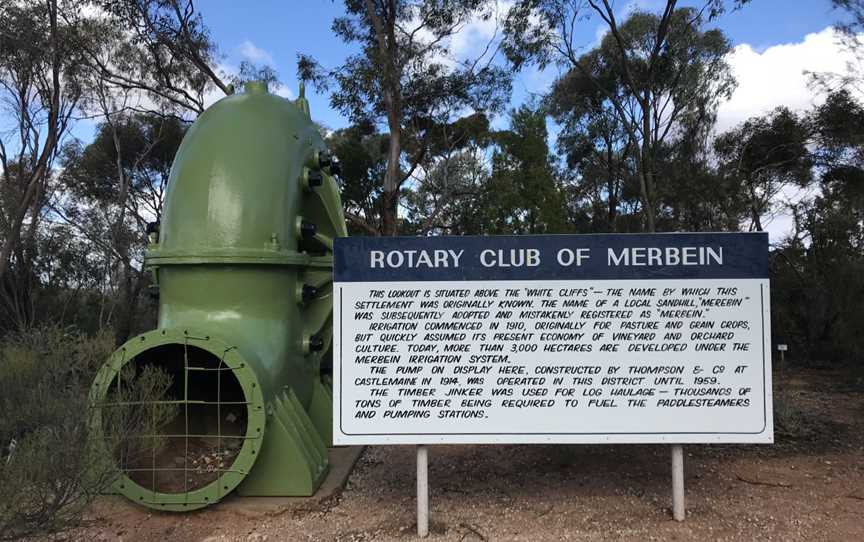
[0,327,172,540]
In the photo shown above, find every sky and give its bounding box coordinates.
[197,0,845,129]
[80,1,857,240]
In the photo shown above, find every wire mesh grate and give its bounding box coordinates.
[97,341,254,499]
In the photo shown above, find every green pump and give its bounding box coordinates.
[89,81,347,511]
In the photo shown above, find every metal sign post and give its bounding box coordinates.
[671,444,685,521]
[777,344,788,395]
[416,445,429,537]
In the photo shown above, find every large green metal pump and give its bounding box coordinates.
[89,81,347,511]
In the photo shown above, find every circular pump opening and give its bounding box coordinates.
[98,339,261,502]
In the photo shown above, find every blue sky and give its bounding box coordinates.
[196,0,844,132]
[189,0,850,240]
[65,1,850,239]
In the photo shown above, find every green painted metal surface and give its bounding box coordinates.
[89,81,347,511]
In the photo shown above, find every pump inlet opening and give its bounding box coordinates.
[100,342,250,495]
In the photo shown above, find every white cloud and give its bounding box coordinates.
[202,62,294,107]
[404,0,513,69]
[761,184,816,245]
[271,83,295,100]
[449,0,513,61]
[238,40,274,65]
[592,0,666,46]
[717,27,855,133]
[715,27,860,241]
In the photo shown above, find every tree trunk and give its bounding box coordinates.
[639,95,657,233]
[114,264,146,344]
[381,117,401,236]
[0,161,53,284]
[638,167,657,233]
[364,0,401,237]
[751,207,763,232]
[0,0,62,285]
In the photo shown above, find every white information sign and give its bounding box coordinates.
[332,234,773,445]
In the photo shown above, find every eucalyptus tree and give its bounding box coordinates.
[57,114,185,340]
[299,0,512,235]
[769,90,864,365]
[73,0,247,340]
[504,1,738,232]
[402,149,489,235]
[85,0,231,117]
[713,107,813,232]
[0,0,108,325]
[547,70,639,233]
[326,124,389,236]
[484,105,571,234]
[0,0,235,332]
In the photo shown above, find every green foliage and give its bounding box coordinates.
[0,0,209,337]
[0,327,174,539]
[101,363,179,469]
[326,125,389,235]
[714,107,813,231]
[403,150,490,235]
[773,389,821,439]
[0,328,114,540]
[0,0,95,97]
[299,0,512,234]
[60,113,184,207]
[772,200,864,366]
[332,103,572,236]
[47,113,185,340]
[328,113,497,235]
[769,91,864,367]
[482,105,571,234]
[229,61,280,89]
[654,154,746,232]
[0,0,108,329]
[301,1,511,127]
[536,5,735,232]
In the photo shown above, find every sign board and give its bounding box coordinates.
[777,344,788,351]
[333,233,773,445]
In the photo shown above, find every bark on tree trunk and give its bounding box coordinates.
[364,0,401,237]
[382,119,401,236]
[639,168,657,233]
[0,160,53,284]
[114,265,146,344]
[751,207,763,232]
[639,96,657,233]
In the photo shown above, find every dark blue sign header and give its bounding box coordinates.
[333,233,768,282]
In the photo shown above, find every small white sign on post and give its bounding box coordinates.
[332,233,773,533]
[777,344,788,351]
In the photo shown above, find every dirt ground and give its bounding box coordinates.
[53,369,864,542]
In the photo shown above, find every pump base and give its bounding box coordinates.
[236,389,329,496]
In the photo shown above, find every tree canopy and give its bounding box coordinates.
[299,0,512,235]
[0,0,860,366]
